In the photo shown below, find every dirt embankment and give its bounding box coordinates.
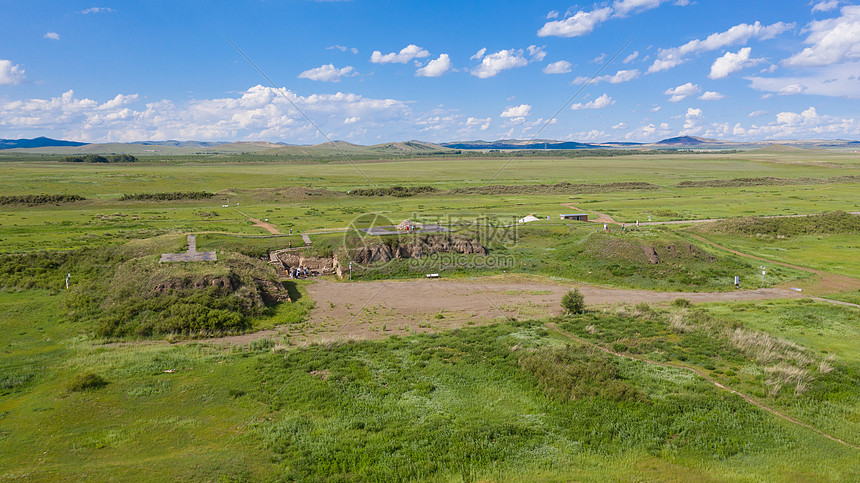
[353,235,486,264]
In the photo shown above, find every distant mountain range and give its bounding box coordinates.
[1,136,858,155]
[0,136,88,150]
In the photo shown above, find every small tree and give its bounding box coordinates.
[561,288,585,315]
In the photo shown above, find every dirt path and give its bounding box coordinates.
[546,323,859,450]
[688,233,860,295]
[561,203,619,225]
[233,208,281,235]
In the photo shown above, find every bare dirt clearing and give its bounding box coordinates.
[287,277,804,344]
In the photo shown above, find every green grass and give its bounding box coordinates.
[1,151,859,480]
[2,294,859,480]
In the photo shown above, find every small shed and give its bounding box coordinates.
[518,215,540,224]
[560,213,588,221]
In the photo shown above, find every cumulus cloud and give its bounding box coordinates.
[543,60,572,74]
[784,5,860,67]
[344,116,360,124]
[527,45,547,62]
[682,107,705,134]
[537,7,612,37]
[44,32,60,40]
[624,122,673,141]
[500,104,532,118]
[709,47,763,79]
[298,64,356,82]
[370,44,430,64]
[80,7,113,14]
[573,69,640,84]
[648,21,793,73]
[471,49,529,78]
[571,93,614,110]
[416,54,452,77]
[470,48,486,61]
[0,59,25,85]
[812,1,839,13]
[728,106,859,140]
[466,116,492,130]
[0,86,415,143]
[699,91,725,101]
[664,82,700,102]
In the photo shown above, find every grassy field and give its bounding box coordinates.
[1,150,858,480]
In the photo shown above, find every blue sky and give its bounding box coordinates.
[1,0,858,143]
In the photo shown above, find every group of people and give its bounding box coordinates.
[289,266,313,279]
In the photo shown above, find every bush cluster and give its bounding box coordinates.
[63,154,137,163]
[119,191,215,201]
[0,194,85,205]
[348,185,438,197]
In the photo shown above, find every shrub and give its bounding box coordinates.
[672,298,692,308]
[561,288,585,315]
[68,373,108,392]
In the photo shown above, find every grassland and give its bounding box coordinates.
[1,149,858,480]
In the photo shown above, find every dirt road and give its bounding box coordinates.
[234,208,281,235]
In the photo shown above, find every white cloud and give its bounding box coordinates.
[546,10,559,19]
[0,59,25,85]
[709,47,763,79]
[344,116,360,124]
[612,122,628,129]
[370,44,430,64]
[44,32,60,40]
[746,61,860,97]
[651,105,662,112]
[623,51,639,63]
[699,91,725,101]
[749,110,768,117]
[736,106,859,140]
[527,45,547,62]
[812,1,839,13]
[537,7,613,37]
[466,117,492,130]
[648,21,793,73]
[624,122,673,141]
[500,104,532,118]
[416,54,452,77]
[470,48,486,61]
[298,64,356,82]
[80,7,113,14]
[571,93,614,110]
[592,53,607,64]
[327,45,358,54]
[0,86,414,143]
[543,60,572,74]
[613,0,675,16]
[471,49,529,78]
[664,82,700,102]
[682,107,704,134]
[573,69,640,84]
[784,5,860,67]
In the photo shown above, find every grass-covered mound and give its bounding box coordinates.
[696,211,860,238]
[505,228,803,291]
[67,252,288,338]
